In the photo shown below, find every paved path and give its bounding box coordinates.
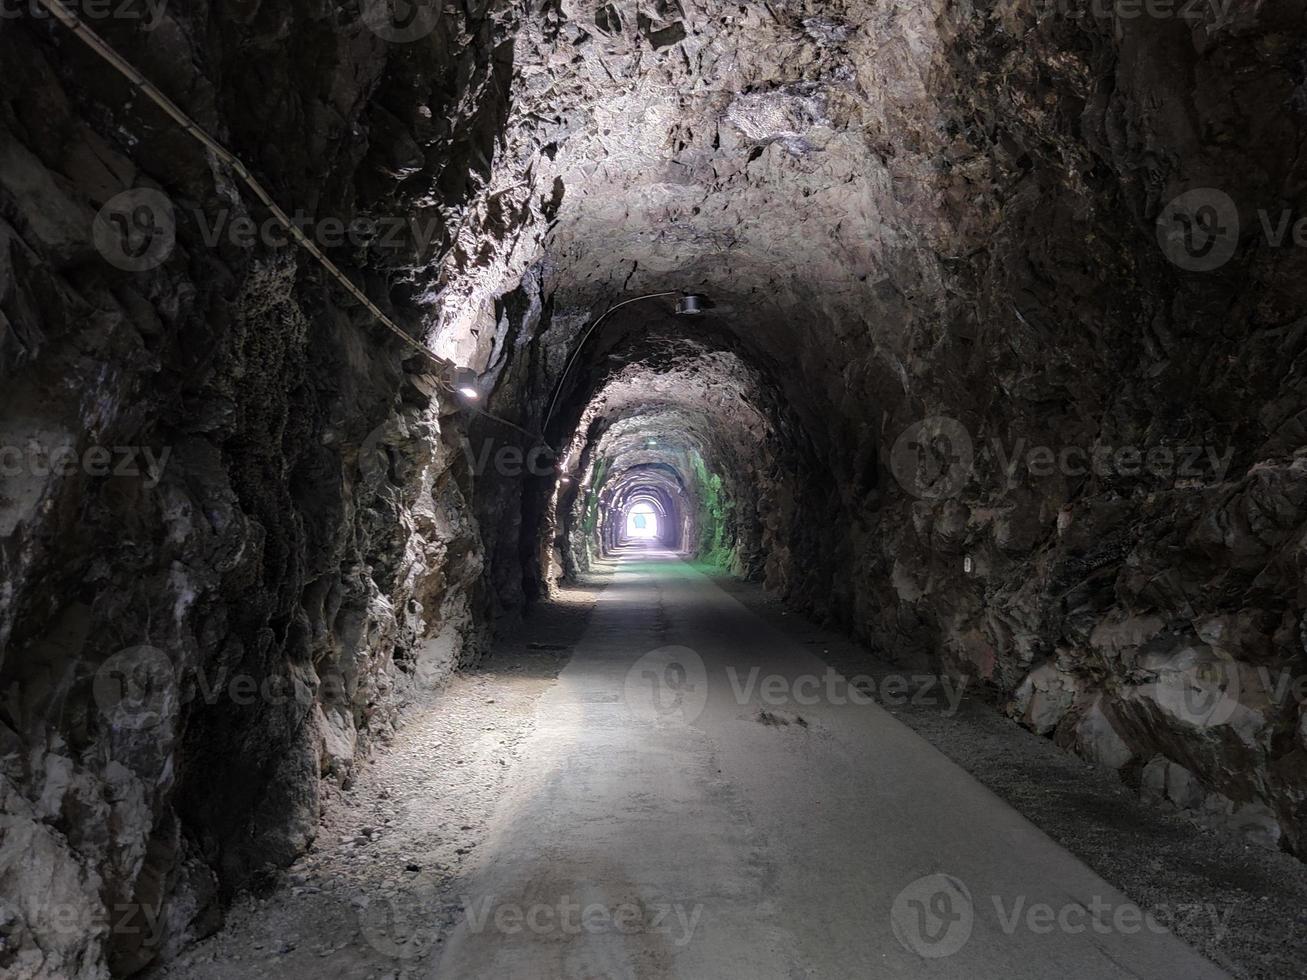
[430,551,1229,979]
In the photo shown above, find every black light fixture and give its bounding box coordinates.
[675,293,707,316]
[450,366,480,401]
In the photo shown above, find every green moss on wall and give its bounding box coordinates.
[690,450,735,568]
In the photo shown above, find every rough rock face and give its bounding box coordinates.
[554,344,796,583]
[0,2,512,976]
[2,0,1306,976]
[444,0,1307,860]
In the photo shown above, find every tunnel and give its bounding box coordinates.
[1,0,1307,977]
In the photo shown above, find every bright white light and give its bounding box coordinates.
[457,386,480,400]
[625,502,658,540]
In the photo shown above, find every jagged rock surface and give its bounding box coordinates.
[2,0,1306,977]
[444,0,1307,861]
[0,3,513,975]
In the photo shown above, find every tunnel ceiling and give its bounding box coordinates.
[4,1,1307,975]
[437,0,973,439]
[561,347,771,481]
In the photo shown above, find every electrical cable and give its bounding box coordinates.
[33,0,551,447]
[541,290,679,441]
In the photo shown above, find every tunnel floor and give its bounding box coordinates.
[428,552,1223,979]
[149,553,1307,979]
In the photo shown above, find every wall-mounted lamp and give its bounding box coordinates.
[675,293,707,316]
[963,555,974,574]
[450,366,480,402]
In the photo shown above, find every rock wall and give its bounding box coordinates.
[2,0,1306,976]
[454,0,1307,858]
[702,0,1307,853]
[859,1,1307,855]
[0,3,514,976]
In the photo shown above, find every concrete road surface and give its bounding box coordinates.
[429,550,1229,979]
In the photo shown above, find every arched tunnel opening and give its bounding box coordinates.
[542,316,800,584]
[619,497,664,544]
[2,1,1307,977]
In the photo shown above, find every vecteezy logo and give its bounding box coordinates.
[92,189,176,272]
[890,873,973,959]
[1156,188,1239,272]
[92,645,176,731]
[360,0,442,42]
[358,889,441,959]
[1182,658,1242,728]
[889,417,973,500]
[1146,652,1242,730]
[623,645,709,724]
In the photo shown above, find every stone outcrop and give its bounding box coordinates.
[447,0,1307,859]
[2,0,1306,976]
[0,3,512,975]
